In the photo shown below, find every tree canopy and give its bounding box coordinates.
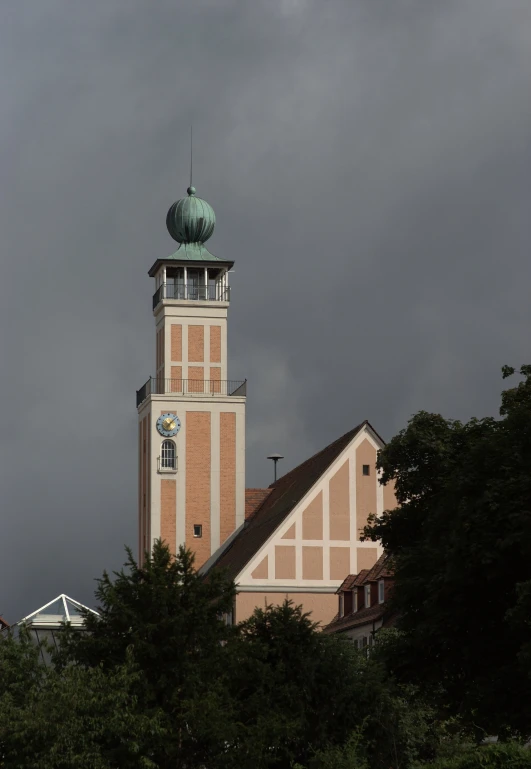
[364,365,531,738]
[1,541,464,769]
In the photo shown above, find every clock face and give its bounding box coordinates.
[156,412,181,437]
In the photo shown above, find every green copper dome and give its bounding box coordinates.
[166,186,216,244]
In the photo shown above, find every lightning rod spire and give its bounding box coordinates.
[190,125,193,190]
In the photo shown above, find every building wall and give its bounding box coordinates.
[138,413,151,565]
[139,395,246,569]
[235,591,338,627]
[236,424,391,592]
[138,291,244,569]
[339,618,384,644]
[156,303,229,383]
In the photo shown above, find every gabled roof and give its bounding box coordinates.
[325,554,396,634]
[336,570,371,593]
[208,422,372,582]
[338,574,357,592]
[14,594,99,630]
[365,553,393,582]
[335,555,392,595]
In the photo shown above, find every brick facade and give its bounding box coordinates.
[220,412,236,544]
[188,325,204,362]
[160,478,176,553]
[210,325,221,363]
[171,324,182,361]
[186,412,211,567]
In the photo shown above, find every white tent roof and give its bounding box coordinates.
[15,594,99,629]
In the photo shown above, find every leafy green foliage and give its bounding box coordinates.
[363,365,531,737]
[415,742,531,768]
[226,601,362,768]
[293,729,369,769]
[0,539,500,768]
[226,600,462,769]
[0,628,162,768]
[57,540,237,768]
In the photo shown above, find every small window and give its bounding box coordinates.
[353,591,358,613]
[161,440,176,469]
[193,524,203,538]
[339,594,344,618]
[365,584,371,608]
[378,580,385,604]
[362,464,370,476]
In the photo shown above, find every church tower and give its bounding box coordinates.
[137,184,246,568]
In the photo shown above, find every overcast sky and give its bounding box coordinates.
[1,0,530,622]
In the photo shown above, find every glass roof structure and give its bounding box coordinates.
[14,593,99,630]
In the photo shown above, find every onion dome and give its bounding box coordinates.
[166,186,216,244]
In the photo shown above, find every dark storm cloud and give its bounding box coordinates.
[1,0,530,621]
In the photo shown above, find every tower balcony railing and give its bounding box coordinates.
[153,283,230,310]
[136,377,246,407]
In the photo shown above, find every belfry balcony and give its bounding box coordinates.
[152,267,230,310]
[153,282,230,309]
[136,377,247,408]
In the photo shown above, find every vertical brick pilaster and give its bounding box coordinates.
[160,479,177,555]
[186,412,211,567]
[210,325,221,363]
[188,325,204,362]
[220,412,236,544]
[171,324,182,361]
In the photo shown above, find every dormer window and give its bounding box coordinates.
[378,580,385,604]
[353,591,358,613]
[339,594,344,618]
[365,584,371,608]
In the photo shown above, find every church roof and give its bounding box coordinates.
[147,245,233,277]
[207,421,376,582]
[148,184,233,276]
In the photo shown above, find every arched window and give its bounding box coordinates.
[161,440,176,469]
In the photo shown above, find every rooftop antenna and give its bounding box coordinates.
[267,453,284,484]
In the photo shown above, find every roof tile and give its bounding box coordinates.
[323,603,386,634]
[245,488,272,520]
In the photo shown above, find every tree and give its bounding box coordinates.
[2,543,476,768]
[225,600,451,769]
[414,742,531,769]
[57,540,238,769]
[363,365,531,738]
[0,627,162,768]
